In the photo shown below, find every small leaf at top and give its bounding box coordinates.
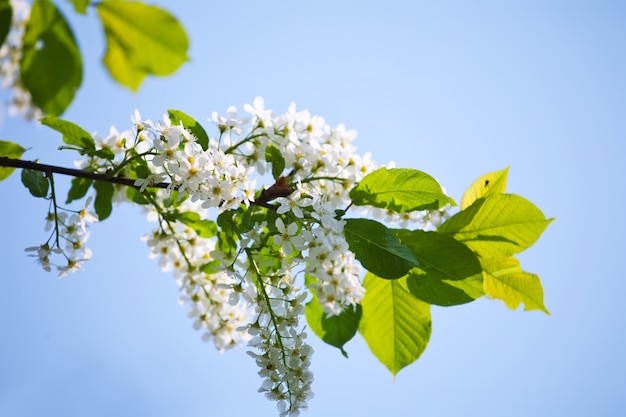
[96,1,189,90]
[40,116,95,150]
[461,166,510,210]
[65,0,90,14]
[21,0,82,116]
[21,168,49,198]
[350,167,456,212]
[0,140,27,181]
[359,272,431,376]
[167,110,209,151]
[344,218,418,279]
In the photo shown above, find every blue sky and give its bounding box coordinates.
[1,1,624,416]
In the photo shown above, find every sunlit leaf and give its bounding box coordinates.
[359,273,431,376]
[65,0,89,14]
[21,0,82,116]
[97,1,189,90]
[438,194,553,259]
[461,166,509,210]
[482,257,550,314]
[350,167,456,212]
[0,140,26,181]
[40,116,95,150]
[344,218,418,279]
[167,109,209,151]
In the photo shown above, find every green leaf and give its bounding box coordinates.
[461,166,509,210]
[65,177,92,204]
[0,0,12,48]
[0,140,26,181]
[265,145,285,179]
[21,168,49,198]
[359,273,431,375]
[93,181,114,221]
[349,167,456,212]
[21,0,82,116]
[393,229,484,306]
[438,194,554,259]
[174,211,217,238]
[40,116,95,150]
[482,257,550,314]
[168,109,209,151]
[65,0,90,14]
[305,277,361,358]
[344,218,418,279]
[96,1,189,91]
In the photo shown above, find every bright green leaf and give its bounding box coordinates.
[461,166,509,210]
[40,116,95,150]
[21,0,82,116]
[306,277,361,357]
[349,167,456,212]
[394,229,484,306]
[0,0,12,48]
[438,194,554,259]
[359,273,431,376]
[265,145,286,179]
[344,218,418,279]
[175,211,217,238]
[65,176,92,204]
[21,168,49,198]
[97,1,189,90]
[93,181,114,221]
[0,140,26,181]
[65,0,90,14]
[482,257,550,314]
[167,109,209,151]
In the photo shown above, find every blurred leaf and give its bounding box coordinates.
[21,0,82,116]
[359,273,431,376]
[40,116,95,150]
[483,257,550,314]
[461,166,509,210]
[93,181,114,220]
[65,176,92,204]
[0,0,12,47]
[438,194,554,259]
[305,276,361,357]
[350,167,456,212]
[175,211,217,238]
[344,218,417,279]
[167,109,210,151]
[97,1,189,90]
[21,168,49,198]
[65,0,89,14]
[0,140,26,181]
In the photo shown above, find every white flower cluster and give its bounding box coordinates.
[0,0,42,120]
[142,195,251,352]
[247,277,314,417]
[26,197,98,278]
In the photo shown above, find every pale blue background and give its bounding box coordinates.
[1,1,624,416]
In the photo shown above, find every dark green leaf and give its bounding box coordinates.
[65,0,89,14]
[350,167,456,212]
[125,186,151,205]
[65,177,92,204]
[265,145,285,179]
[393,229,484,306]
[93,181,114,221]
[167,109,209,151]
[40,116,95,150]
[344,218,418,279]
[21,169,49,198]
[21,0,82,116]
[0,140,27,181]
[96,1,189,90]
[305,276,361,357]
[0,0,12,48]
